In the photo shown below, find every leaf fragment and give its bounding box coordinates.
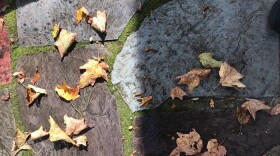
[30,125,49,141]
[51,23,60,39]
[198,52,222,68]
[236,107,250,124]
[201,139,227,156]
[13,71,26,84]
[270,104,280,115]
[210,99,214,108]
[170,86,187,100]
[177,69,211,93]
[55,82,80,101]
[91,10,107,33]
[26,84,47,105]
[30,66,40,85]
[76,7,89,24]
[241,99,271,121]
[137,96,153,107]
[77,59,109,88]
[12,129,32,156]
[54,29,77,58]
[73,135,87,147]
[64,114,88,136]
[219,62,246,89]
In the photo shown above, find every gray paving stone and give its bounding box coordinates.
[0,91,16,156]
[16,0,144,46]
[112,0,280,112]
[15,45,123,156]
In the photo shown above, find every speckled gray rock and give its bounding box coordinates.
[16,0,144,46]
[0,91,16,156]
[112,0,280,112]
[15,45,123,156]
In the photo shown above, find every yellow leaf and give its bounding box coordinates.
[73,135,87,147]
[54,29,77,58]
[12,129,32,156]
[51,23,60,38]
[55,82,80,101]
[77,59,109,88]
[91,10,107,33]
[76,7,89,24]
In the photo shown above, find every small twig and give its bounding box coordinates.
[219,136,227,145]
[204,84,220,100]
[69,101,83,116]
[20,83,27,88]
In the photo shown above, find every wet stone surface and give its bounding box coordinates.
[112,0,280,112]
[0,91,16,156]
[16,0,144,46]
[133,110,280,156]
[15,45,123,156]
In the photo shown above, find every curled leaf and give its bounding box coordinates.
[137,96,153,107]
[54,29,77,58]
[78,59,109,88]
[30,125,49,141]
[26,84,47,105]
[270,104,280,115]
[51,23,60,39]
[177,69,211,93]
[170,86,187,100]
[91,10,107,33]
[236,107,250,124]
[48,116,76,145]
[55,82,80,101]
[13,71,26,84]
[64,114,88,136]
[219,62,245,89]
[30,66,40,85]
[73,135,87,147]
[198,52,222,68]
[241,99,271,121]
[76,7,89,24]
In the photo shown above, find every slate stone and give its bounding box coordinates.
[16,0,144,46]
[0,91,16,156]
[15,45,123,156]
[112,0,280,112]
[133,110,280,156]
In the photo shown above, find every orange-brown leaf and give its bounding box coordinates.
[13,71,26,84]
[177,69,211,93]
[241,99,271,121]
[91,10,107,33]
[270,104,280,115]
[30,66,40,85]
[26,84,47,105]
[55,82,80,101]
[219,62,246,88]
[170,86,187,100]
[54,29,77,58]
[137,96,153,107]
[64,114,88,136]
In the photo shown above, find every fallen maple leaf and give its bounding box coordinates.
[77,59,109,88]
[170,129,203,156]
[76,7,89,24]
[30,125,49,141]
[73,135,87,147]
[201,139,227,156]
[12,129,32,156]
[30,66,40,85]
[219,62,246,89]
[137,96,153,107]
[13,71,26,84]
[236,107,250,124]
[26,84,47,105]
[270,104,280,115]
[198,52,222,68]
[64,114,88,136]
[51,23,60,39]
[170,86,187,100]
[55,82,80,101]
[241,99,271,121]
[48,116,76,145]
[91,10,107,33]
[54,29,77,58]
[177,69,211,93]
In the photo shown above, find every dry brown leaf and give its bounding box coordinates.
[30,66,40,85]
[201,139,227,156]
[76,7,89,24]
[55,82,80,101]
[12,129,32,156]
[133,92,144,97]
[26,84,47,105]
[54,29,77,58]
[270,104,280,115]
[177,69,211,93]
[170,86,187,100]
[137,96,153,107]
[73,135,87,147]
[236,107,250,124]
[48,116,76,145]
[91,10,107,33]
[241,98,271,121]
[170,129,203,156]
[13,71,26,84]
[219,62,246,89]
[210,99,214,108]
[77,59,109,88]
[64,114,88,136]
[30,125,49,141]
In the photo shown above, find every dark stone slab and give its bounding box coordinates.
[133,110,280,156]
[0,91,16,156]
[16,0,144,46]
[15,45,123,156]
[112,0,280,112]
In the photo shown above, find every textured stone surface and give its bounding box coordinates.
[112,0,280,112]
[15,45,123,156]
[0,17,12,85]
[133,110,280,156]
[0,91,16,156]
[16,0,144,46]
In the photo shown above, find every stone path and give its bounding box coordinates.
[112,0,280,112]
[15,45,123,156]
[16,0,144,46]
[133,110,280,156]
